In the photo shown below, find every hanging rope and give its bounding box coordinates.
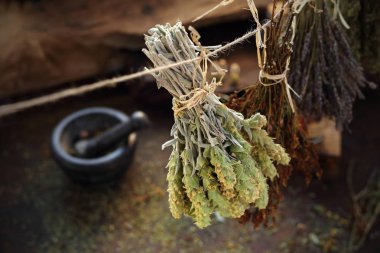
[0,1,291,118]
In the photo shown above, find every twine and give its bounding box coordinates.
[193,0,235,22]
[0,1,291,118]
[247,0,265,48]
[330,0,350,29]
[176,0,302,114]
[249,0,301,112]
[174,81,220,115]
[173,26,223,115]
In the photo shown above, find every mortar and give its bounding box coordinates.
[51,107,140,185]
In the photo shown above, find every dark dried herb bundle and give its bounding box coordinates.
[228,0,321,227]
[288,0,376,129]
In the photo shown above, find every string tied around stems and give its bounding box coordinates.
[173,80,221,115]
[193,0,300,112]
[248,0,300,112]
[173,26,225,115]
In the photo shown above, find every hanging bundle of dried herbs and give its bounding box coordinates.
[143,22,290,228]
[228,0,321,227]
[288,0,376,129]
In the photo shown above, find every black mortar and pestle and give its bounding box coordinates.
[51,107,149,185]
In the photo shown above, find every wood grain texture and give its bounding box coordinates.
[0,0,269,99]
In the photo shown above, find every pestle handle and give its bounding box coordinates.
[75,111,149,157]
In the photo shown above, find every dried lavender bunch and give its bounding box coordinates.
[143,22,290,228]
[288,0,376,129]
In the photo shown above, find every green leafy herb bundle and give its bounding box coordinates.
[228,0,321,227]
[288,0,376,129]
[143,22,290,228]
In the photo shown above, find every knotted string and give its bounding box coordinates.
[248,0,301,112]
[173,27,224,115]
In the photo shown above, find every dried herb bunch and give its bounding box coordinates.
[288,0,376,129]
[228,0,321,227]
[143,22,290,228]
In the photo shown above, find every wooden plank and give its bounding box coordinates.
[307,118,342,157]
[0,0,269,99]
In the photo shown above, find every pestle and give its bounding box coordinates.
[74,111,149,158]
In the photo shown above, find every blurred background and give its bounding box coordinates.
[0,0,379,252]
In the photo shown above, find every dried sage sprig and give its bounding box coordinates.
[143,22,289,228]
[288,0,376,129]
